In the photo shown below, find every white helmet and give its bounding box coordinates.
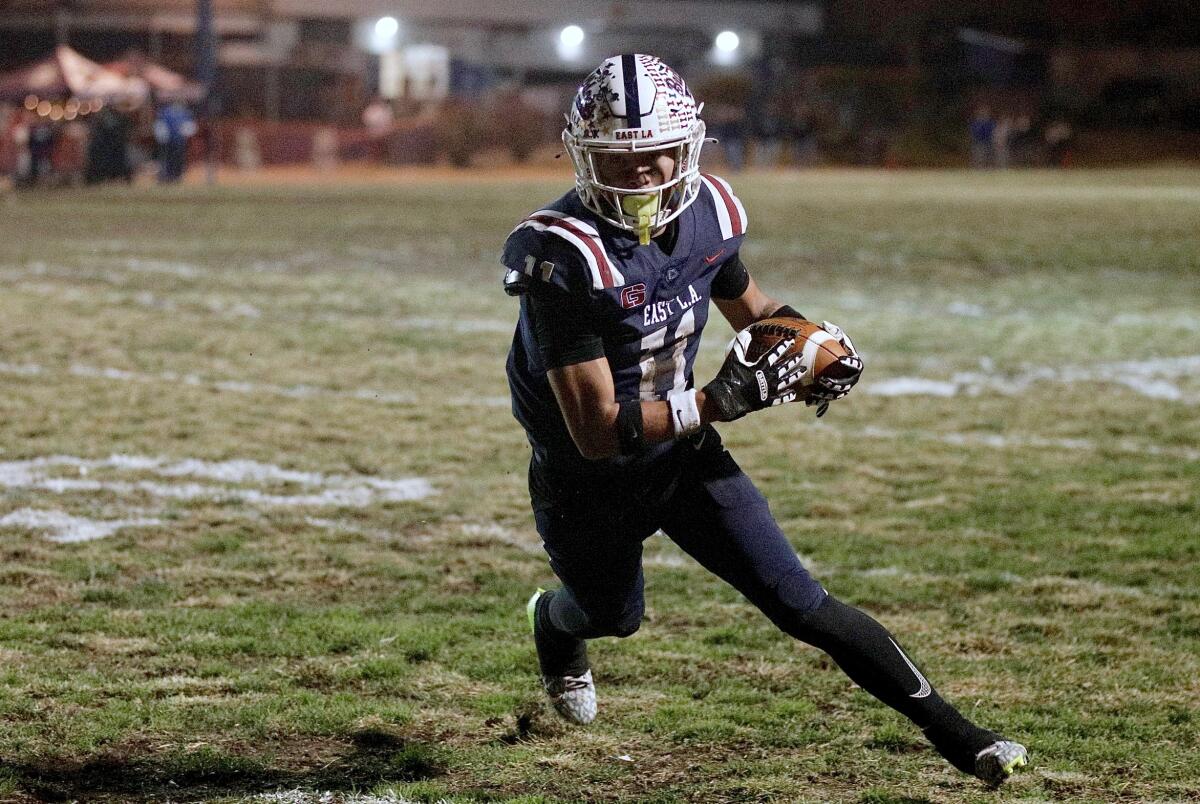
[563,54,706,243]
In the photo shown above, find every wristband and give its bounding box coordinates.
[773,304,805,320]
[668,388,702,437]
[616,400,644,454]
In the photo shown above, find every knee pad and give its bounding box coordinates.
[774,566,828,615]
[590,601,643,638]
[785,593,871,651]
[611,603,644,638]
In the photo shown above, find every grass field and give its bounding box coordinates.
[0,167,1198,803]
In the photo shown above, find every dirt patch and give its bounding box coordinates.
[3,733,443,803]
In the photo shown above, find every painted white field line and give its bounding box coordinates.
[0,361,42,376]
[854,425,1200,462]
[0,360,509,408]
[390,315,512,334]
[865,355,1200,403]
[5,270,504,330]
[0,455,435,508]
[0,508,162,543]
[0,279,268,320]
[12,255,204,279]
[108,257,203,278]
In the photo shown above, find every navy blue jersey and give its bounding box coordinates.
[504,174,749,475]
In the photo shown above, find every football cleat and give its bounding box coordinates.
[974,740,1029,787]
[541,669,597,726]
[527,589,596,725]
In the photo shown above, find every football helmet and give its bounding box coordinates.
[563,54,706,243]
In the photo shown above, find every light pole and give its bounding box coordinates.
[196,0,218,184]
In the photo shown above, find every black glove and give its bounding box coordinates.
[703,331,808,422]
[805,321,863,409]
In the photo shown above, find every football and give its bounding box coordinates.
[741,317,860,389]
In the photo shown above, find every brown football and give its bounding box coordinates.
[742,317,858,389]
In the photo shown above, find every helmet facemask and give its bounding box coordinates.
[563,123,706,245]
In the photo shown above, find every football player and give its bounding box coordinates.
[502,54,1027,787]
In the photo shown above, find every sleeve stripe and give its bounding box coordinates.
[516,211,624,290]
[700,173,747,238]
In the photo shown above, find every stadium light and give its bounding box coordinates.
[560,25,585,48]
[375,16,399,40]
[370,16,400,53]
[557,24,585,60]
[715,31,740,52]
[712,30,741,65]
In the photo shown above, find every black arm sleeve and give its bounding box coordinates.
[527,286,605,369]
[711,252,751,300]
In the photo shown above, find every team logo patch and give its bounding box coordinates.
[620,283,647,309]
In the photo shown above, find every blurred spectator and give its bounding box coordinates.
[993,115,1012,169]
[698,74,751,172]
[12,115,32,186]
[234,126,262,171]
[789,102,821,167]
[58,119,89,185]
[751,95,785,168]
[86,105,133,184]
[749,59,787,169]
[0,104,13,178]
[857,128,891,166]
[968,106,994,168]
[708,101,747,171]
[154,101,198,183]
[312,127,338,171]
[127,102,157,179]
[362,96,394,162]
[27,115,57,185]
[362,96,394,133]
[1010,115,1036,166]
[1044,120,1074,168]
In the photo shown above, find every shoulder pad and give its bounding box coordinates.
[507,209,625,291]
[698,173,748,240]
[502,224,590,297]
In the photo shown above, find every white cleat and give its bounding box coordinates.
[541,669,597,725]
[528,589,596,725]
[974,740,1029,787]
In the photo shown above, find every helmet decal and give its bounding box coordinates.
[573,60,620,139]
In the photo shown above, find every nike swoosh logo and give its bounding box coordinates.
[703,248,726,265]
[889,638,932,698]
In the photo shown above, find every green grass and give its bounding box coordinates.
[0,167,1198,802]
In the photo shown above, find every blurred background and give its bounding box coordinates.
[1,0,1199,186]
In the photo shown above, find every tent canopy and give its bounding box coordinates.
[0,45,148,103]
[105,54,205,103]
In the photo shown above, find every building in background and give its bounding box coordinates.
[1,0,1197,167]
[0,1,821,123]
